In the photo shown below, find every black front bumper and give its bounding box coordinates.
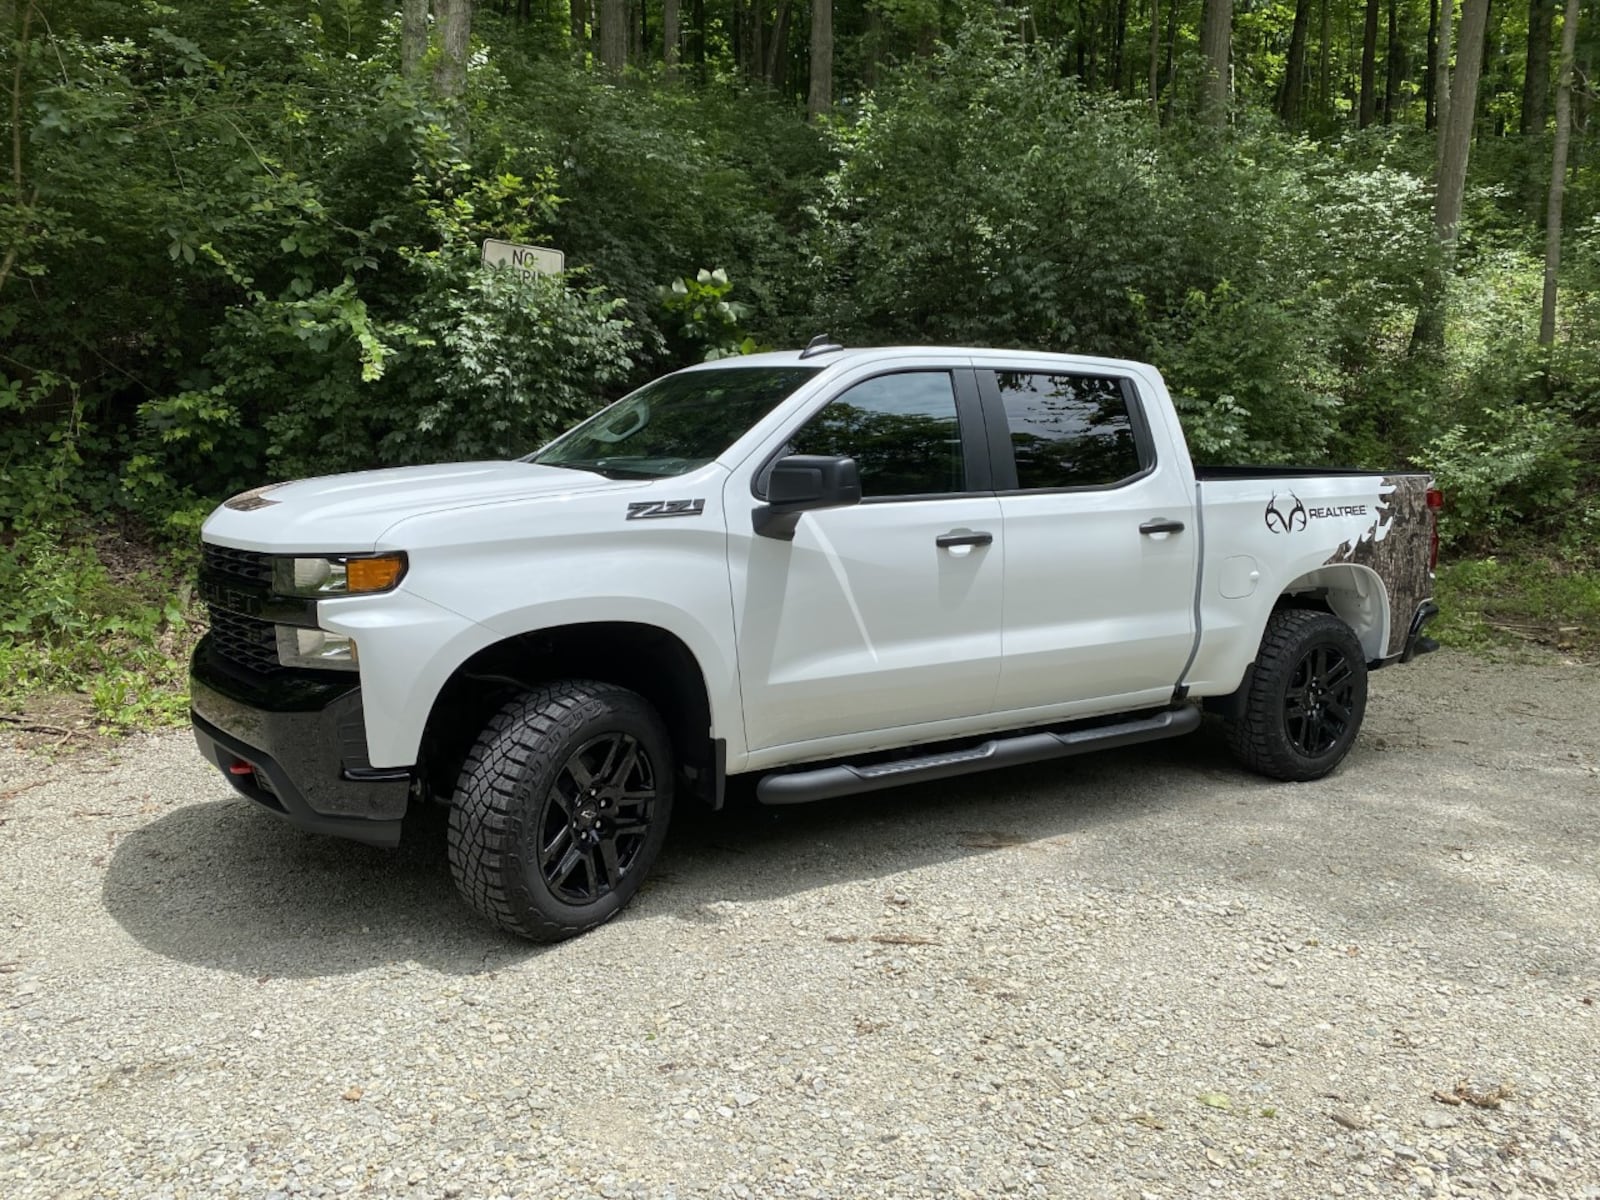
[190,639,411,847]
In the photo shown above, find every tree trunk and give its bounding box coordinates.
[1436,0,1454,135]
[1278,0,1311,123]
[599,0,626,70]
[767,0,792,88]
[431,0,472,99]
[1198,0,1232,124]
[1162,0,1180,118]
[1317,0,1331,113]
[1415,0,1491,348]
[1521,0,1553,134]
[807,0,832,118]
[1148,0,1160,111]
[1359,0,1380,126]
[663,0,680,72]
[1383,0,1403,123]
[403,0,429,78]
[569,0,586,44]
[692,0,706,76]
[1539,0,1580,345]
[1113,0,1129,92]
[1426,0,1439,128]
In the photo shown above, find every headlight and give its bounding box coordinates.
[276,625,358,671]
[272,553,407,597]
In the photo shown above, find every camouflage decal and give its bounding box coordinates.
[1322,475,1433,658]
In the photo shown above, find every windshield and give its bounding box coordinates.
[531,366,823,478]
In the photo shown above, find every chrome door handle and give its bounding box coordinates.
[936,530,994,548]
[1139,518,1185,535]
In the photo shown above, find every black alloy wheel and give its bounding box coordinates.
[1283,644,1357,756]
[537,732,658,906]
[449,680,675,941]
[1225,607,1369,782]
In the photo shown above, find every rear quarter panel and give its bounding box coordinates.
[1186,474,1433,695]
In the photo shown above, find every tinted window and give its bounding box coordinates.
[791,372,965,498]
[993,372,1144,489]
[533,366,821,478]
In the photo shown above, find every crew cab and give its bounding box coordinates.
[190,343,1441,941]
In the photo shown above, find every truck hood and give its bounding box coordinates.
[201,461,635,553]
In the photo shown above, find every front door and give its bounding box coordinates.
[729,369,1005,754]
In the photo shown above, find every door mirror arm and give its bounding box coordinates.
[753,455,863,540]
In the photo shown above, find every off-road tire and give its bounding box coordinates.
[1226,608,1369,782]
[448,680,674,942]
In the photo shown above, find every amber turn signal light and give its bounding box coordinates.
[345,554,407,593]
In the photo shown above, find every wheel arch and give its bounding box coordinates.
[417,621,722,807]
[1275,563,1390,663]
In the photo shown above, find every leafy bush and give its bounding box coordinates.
[0,529,197,729]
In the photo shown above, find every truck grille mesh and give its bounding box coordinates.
[202,543,273,587]
[206,608,283,675]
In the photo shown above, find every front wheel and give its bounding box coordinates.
[448,681,674,941]
[1226,608,1369,782]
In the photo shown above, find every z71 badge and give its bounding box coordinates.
[627,499,706,520]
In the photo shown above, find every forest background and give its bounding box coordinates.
[1,0,1596,730]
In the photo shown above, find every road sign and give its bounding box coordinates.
[481,239,565,278]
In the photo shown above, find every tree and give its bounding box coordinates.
[598,0,626,69]
[1359,0,1380,127]
[1539,0,1580,346]
[1435,0,1454,132]
[1277,0,1312,123]
[1198,0,1232,124]
[1415,0,1491,347]
[403,0,429,79]
[1148,0,1161,112]
[663,0,680,73]
[432,0,472,100]
[1521,0,1554,134]
[808,0,832,119]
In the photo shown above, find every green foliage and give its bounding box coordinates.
[3,0,1599,725]
[0,530,197,729]
[656,268,761,361]
[1434,557,1600,656]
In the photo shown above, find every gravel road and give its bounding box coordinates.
[2,651,1598,1200]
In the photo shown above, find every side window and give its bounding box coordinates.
[790,372,966,498]
[992,372,1146,490]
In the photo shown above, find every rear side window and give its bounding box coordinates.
[790,371,966,498]
[992,372,1146,490]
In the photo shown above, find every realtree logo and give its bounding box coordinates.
[1264,492,1369,533]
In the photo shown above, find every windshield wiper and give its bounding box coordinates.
[539,460,659,480]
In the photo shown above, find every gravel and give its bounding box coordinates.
[2,649,1598,1199]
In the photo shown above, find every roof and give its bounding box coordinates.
[680,345,1153,374]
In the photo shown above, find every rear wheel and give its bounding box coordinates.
[1226,608,1368,782]
[448,680,673,941]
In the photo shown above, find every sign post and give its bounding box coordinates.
[480,239,565,278]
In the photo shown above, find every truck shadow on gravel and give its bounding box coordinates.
[100,736,1225,977]
[101,724,1595,982]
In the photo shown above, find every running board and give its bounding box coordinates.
[756,705,1202,806]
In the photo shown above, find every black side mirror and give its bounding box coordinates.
[754,454,862,540]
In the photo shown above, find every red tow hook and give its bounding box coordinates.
[227,760,255,776]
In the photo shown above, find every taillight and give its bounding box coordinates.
[1426,487,1444,569]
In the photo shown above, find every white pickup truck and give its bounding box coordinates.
[191,343,1441,940]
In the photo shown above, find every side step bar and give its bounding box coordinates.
[756,705,1202,806]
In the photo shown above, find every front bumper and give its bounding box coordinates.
[190,639,411,847]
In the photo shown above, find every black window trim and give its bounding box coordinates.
[976,368,1158,495]
[751,366,995,503]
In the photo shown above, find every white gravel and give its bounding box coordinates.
[2,650,1598,1199]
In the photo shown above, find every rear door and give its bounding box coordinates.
[729,368,1005,753]
[981,367,1198,715]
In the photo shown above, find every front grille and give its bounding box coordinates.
[207,607,282,675]
[202,543,273,587]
